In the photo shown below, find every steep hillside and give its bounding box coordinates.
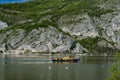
[0,0,120,55]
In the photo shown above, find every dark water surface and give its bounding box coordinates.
[0,56,112,80]
[0,63,111,80]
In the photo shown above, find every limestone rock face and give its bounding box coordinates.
[57,11,120,50]
[1,10,120,54]
[1,11,120,54]
[1,1,120,54]
[58,14,99,39]
[0,21,8,30]
[0,26,83,53]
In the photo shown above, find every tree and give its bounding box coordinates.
[24,50,31,56]
[0,50,3,56]
[108,52,120,80]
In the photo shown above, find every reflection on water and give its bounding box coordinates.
[0,63,111,80]
[0,56,113,80]
[0,55,114,64]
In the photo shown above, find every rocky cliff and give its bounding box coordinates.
[0,0,120,55]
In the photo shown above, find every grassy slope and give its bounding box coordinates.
[0,0,117,53]
[0,0,113,24]
[0,0,114,34]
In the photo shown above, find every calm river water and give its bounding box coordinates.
[0,56,113,80]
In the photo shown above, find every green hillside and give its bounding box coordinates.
[0,0,119,54]
[0,0,113,25]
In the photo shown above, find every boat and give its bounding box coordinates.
[52,55,80,62]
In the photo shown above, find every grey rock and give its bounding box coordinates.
[1,2,120,53]
[0,26,83,53]
[58,14,99,39]
[0,21,8,30]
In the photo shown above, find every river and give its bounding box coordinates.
[0,56,113,80]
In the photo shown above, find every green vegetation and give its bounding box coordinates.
[24,49,32,56]
[0,0,114,35]
[77,36,116,54]
[0,50,3,56]
[0,0,114,24]
[0,0,114,36]
[78,36,101,50]
[108,52,120,80]
[0,0,116,53]
[0,22,48,34]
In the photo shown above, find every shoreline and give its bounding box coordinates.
[0,53,114,57]
[0,53,114,64]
